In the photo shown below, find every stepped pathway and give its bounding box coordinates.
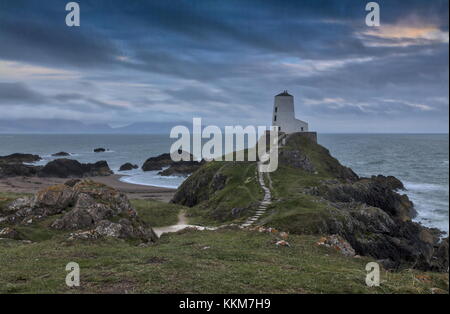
[156,133,288,234]
[240,132,287,228]
[240,168,271,228]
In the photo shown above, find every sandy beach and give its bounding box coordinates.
[0,174,176,202]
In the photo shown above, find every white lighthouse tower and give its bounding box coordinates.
[272,90,308,133]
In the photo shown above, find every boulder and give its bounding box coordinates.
[119,163,138,171]
[52,152,70,157]
[38,159,113,178]
[94,148,107,153]
[2,180,157,242]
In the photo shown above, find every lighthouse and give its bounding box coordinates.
[272,91,308,133]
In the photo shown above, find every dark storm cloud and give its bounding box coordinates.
[0,0,448,131]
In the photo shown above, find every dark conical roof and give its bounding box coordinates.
[276,90,292,96]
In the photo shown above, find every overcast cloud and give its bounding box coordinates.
[0,0,448,132]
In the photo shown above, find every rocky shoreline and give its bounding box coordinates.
[0,154,113,178]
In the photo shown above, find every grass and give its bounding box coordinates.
[0,228,447,294]
[185,161,263,226]
[131,199,184,227]
[0,191,29,214]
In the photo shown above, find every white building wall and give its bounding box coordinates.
[272,92,308,133]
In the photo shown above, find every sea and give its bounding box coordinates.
[0,133,448,233]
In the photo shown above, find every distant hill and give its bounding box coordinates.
[0,119,189,134]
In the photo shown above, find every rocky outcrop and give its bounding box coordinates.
[94,148,107,153]
[38,159,113,178]
[119,163,138,171]
[142,151,194,172]
[142,153,174,171]
[281,134,359,182]
[158,160,205,177]
[171,165,227,206]
[310,176,415,222]
[52,152,70,157]
[0,153,42,178]
[0,153,41,164]
[0,154,112,179]
[0,163,42,178]
[2,180,157,242]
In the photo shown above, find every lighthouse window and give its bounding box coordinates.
[274,115,277,121]
[275,107,278,112]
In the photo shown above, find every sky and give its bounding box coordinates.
[0,0,448,133]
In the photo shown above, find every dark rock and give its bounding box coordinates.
[142,153,173,171]
[142,151,194,171]
[38,159,113,178]
[370,175,405,190]
[119,163,138,171]
[431,237,449,272]
[94,148,107,153]
[52,152,70,157]
[171,166,224,207]
[231,207,247,218]
[0,163,42,178]
[211,173,227,191]
[0,153,41,164]
[158,160,204,177]
[311,177,416,221]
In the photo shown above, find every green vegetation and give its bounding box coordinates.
[184,161,263,226]
[180,135,343,231]
[0,192,28,215]
[0,228,447,294]
[131,199,183,227]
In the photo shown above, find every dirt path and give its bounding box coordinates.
[153,211,217,238]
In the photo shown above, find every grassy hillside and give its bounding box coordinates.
[1,190,448,294]
[174,160,264,226]
[1,227,447,294]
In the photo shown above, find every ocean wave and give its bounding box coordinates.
[404,182,449,192]
[119,175,180,189]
